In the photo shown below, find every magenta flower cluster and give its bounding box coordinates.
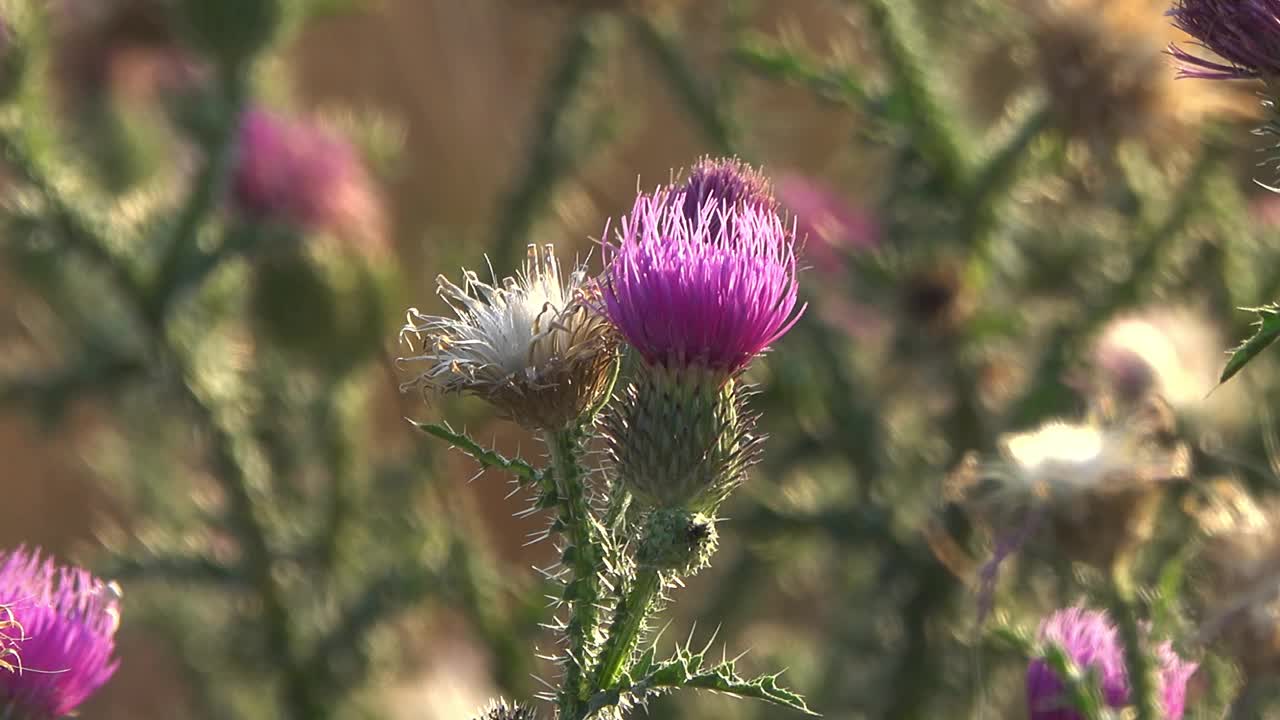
[1027,608,1196,720]
[601,176,803,377]
[0,548,120,720]
[1168,0,1280,80]
[231,108,374,234]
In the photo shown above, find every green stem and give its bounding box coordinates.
[169,355,324,720]
[145,71,250,325]
[493,16,600,274]
[1108,565,1157,720]
[546,428,605,719]
[861,0,967,188]
[627,14,735,155]
[592,566,662,699]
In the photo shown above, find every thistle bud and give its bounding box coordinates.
[636,508,719,576]
[603,366,759,510]
[177,0,283,68]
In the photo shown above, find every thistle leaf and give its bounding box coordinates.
[409,420,541,485]
[1220,304,1280,384]
[591,637,819,716]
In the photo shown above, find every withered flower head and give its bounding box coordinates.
[399,244,618,431]
[1004,0,1252,150]
[1185,479,1280,676]
[946,397,1190,570]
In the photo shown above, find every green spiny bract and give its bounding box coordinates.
[636,507,719,576]
[472,698,538,720]
[602,364,762,512]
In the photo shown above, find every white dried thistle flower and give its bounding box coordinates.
[398,243,618,431]
[946,398,1190,569]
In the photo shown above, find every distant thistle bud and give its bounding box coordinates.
[1026,607,1196,720]
[232,108,384,244]
[177,0,282,68]
[601,182,802,380]
[1169,0,1280,81]
[472,698,537,720]
[0,547,121,719]
[636,508,719,576]
[776,174,880,273]
[399,244,618,431]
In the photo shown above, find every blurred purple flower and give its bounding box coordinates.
[601,183,803,377]
[0,547,121,720]
[776,175,879,272]
[232,108,382,242]
[1168,0,1280,80]
[1027,608,1196,720]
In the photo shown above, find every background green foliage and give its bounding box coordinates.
[2,0,1280,718]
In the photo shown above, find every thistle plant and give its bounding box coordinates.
[405,157,811,719]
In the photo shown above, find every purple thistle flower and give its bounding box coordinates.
[0,548,121,720]
[1027,608,1197,720]
[775,174,880,273]
[601,184,804,377]
[231,108,382,241]
[1168,0,1280,80]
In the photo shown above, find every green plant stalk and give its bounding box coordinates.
[171,368,326,720]
[861,0,967,188]
[145,70,250,325]
[627,14,735,155]
[591,565,662,703]
[493,15,599,274]
[1108,565,1157,720]
[546,427,605,719]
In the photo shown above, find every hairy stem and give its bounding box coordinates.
[592,566,662,701]
[1108,565,1157,720]
[546,427,605,719]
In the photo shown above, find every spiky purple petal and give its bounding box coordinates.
[601,185,803,376]
[0,548,120,720]
[1168,0,1280,80]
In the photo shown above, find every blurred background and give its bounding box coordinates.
[4,0,1280,718]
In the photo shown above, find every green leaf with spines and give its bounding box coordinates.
[409,420,542,486]
[589,633,819,716]
[1220,304,1280,384]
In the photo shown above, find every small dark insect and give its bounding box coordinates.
[686,519,713,543]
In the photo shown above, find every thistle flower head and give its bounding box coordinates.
[399,244,618,431]
[1169,0,1280,80]
[0,547,121,720]
[472,698,537,720]
[946,399,1189,569]
[1026,608,1196,720]
[601,184,803,379]
[232,108,383,243]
